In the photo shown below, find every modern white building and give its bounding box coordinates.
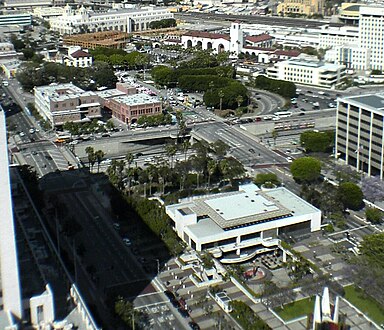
[3,0,53,8]
[166,184,321,262]
[0,12,32,27]
[0,109,22,324]
[33,6,64,18]
[335,93,384,179]
[318,25,359,49]
[326,6,384,71]
[267,54,346,88]
[49,4,173,35]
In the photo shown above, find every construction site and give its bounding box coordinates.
[63,27,181,49]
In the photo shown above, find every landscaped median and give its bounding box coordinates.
[274,297,315,321]
[343,285,384,324]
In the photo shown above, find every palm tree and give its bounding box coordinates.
[271,129,278,146]
[236,95,244,109]
[95,150,105,173]
[165,143,177,168]
[85,146,96,171]
[207,159,217,187]
[181,140,190,161]
[218,89,225,111]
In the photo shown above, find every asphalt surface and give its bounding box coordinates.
[175,12,336,28]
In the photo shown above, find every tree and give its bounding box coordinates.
[254,173,280,187]
[165,143,177,168]
[338,182,364,210]
[94,150,105,173]
[365,207,383,224]
[85,146,96,170]
[361,176,384,202]
[271,129,278,146]
[236,95,244,109]
[106,119,115,131]
[300,130,334,153]
[218,89,224,111]
[115,297,147,328]
[360,233,384,269]
[207,159,217,187]
[290,157,321,183]
[211,140,229,158]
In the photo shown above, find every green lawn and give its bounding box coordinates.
[274,297,315,321]
[344,285,384,324]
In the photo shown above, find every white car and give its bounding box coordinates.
[286,157,293,163]
[19,132,25,137]
[122,238,131,246]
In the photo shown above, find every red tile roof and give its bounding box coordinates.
[274,49,301,57]
[70,49,91,58]
[246,34,274,44]
[184,31,230,41]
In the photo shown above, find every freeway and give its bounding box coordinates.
[175,12,335,28]
[193,121,287,166]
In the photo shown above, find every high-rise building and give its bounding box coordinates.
[335,93,384,179]
[0,108,22,324]
[358,6,384,71]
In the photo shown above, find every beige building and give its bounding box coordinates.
[277,0,324,16]
[336,94,384,179]
[105,93,161,125]
[34,83,102,126]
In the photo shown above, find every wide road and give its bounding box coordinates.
[193,121,287,166]
[176,12,335,28]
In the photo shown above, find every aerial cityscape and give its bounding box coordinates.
[1,0,384,329]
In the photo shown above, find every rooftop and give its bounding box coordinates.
[341,93,384,112]
[184,31,230,41]
[113,93,160,106]
[246,33,274,43]
[34,83,97,102]
[168,184,320,239]
[70,49,91,58]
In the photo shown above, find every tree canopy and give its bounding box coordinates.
[338,182,364,210]
[253,75,296,98]
[360,233,384,269]
[254,173,280,187]
[290,157,321,183]
[365,207,383,224]
[300,130,334,153]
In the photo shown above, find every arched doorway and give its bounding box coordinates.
[197,41,203,49]
[218,44,225,52]
[207,42,213,49]
[187,39,192,48]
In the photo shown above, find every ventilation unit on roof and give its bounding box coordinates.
[263,201,275,207]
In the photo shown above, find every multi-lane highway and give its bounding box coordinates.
[175,12,335,28]
[192,121,287,166]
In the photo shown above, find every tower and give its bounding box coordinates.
[0,110,22,320]
[229,22,243,58]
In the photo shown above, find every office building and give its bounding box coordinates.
[0,12,31,27]
[34,83,102,126]
[0,110,100,329]
[267,54,346,88]
[277,0,324,16]
[335,93,384,179]
[50,4,173,35]
[104,92,162,125]
[327,6,384,71]
[0,109,22,326]
[166,183,321,263]
[318,25,359,50]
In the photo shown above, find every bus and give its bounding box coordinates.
[55,134,71,143]
[274,111,292,118]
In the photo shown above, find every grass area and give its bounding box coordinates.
[274,297,315,321]
[344,285,384,324]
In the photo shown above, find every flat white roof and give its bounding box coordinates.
[205,191,279,221]
[114,93,160,106]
